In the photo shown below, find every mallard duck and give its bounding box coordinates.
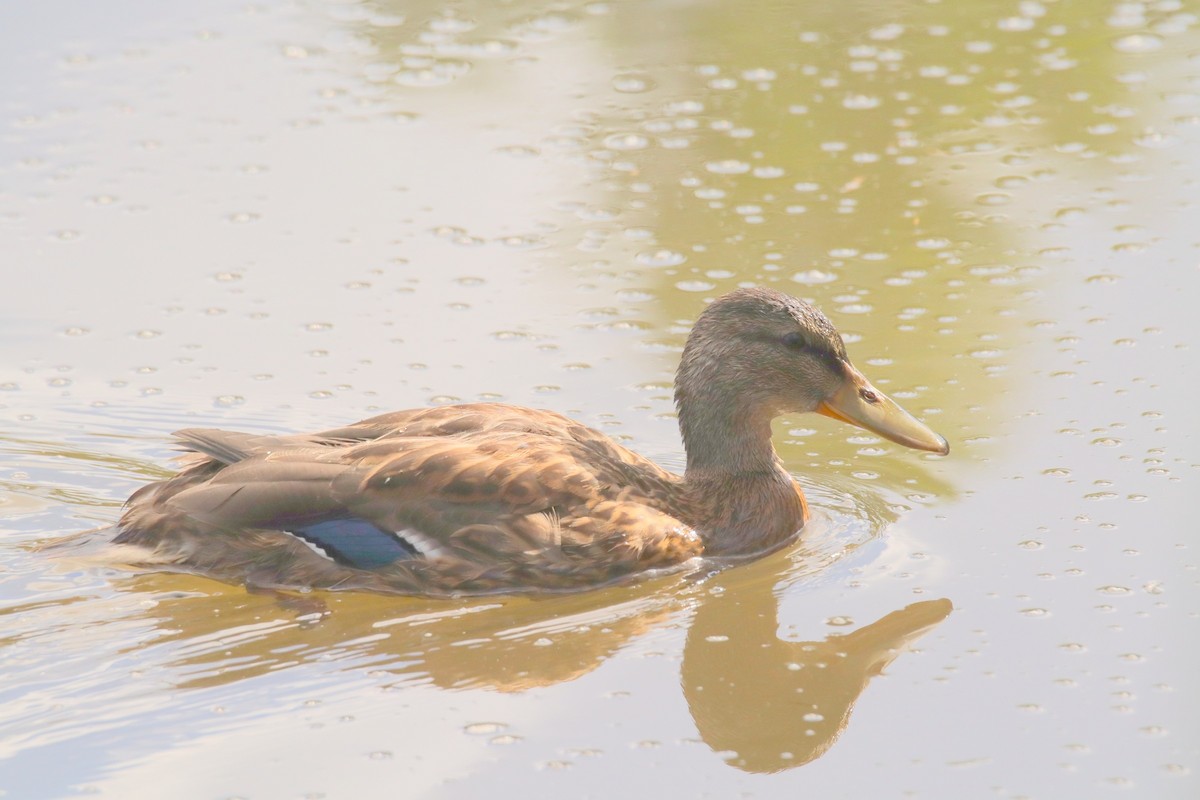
[112,287,947,596]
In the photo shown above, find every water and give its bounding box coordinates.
[2,0,1198,796]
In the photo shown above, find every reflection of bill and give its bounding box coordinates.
[684,593,952,772]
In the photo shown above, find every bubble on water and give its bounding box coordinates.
[464,722,506,735]
[214,395,244,408]
[635,249,686,267]
[394,59,472,87]
[490,734,522,745]
[791,269,838,285]
[705,159,751,175]
[742,67,777,82]
[843,94,880,109]
[1098,585,1131,596]
[870,23,904,40]
[976,192,1011,206]
[1112,34,1163,53]
[612,72,656,93]
[492,330,533,342]
[915,237,951,250]
[604,132,649,151]
[752,165,785,178]
[1134,129,1179,149]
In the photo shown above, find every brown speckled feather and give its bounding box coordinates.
[116,404,705,596]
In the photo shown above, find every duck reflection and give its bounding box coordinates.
[95,543,949,771]
[682,562,951,772]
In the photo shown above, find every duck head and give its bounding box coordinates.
[675,287,948,477]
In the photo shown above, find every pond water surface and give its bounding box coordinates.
[2,1,1198,797]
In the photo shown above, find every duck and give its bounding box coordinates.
[112,287,948,596]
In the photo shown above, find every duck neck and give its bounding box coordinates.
[676,387,807,555]
[678,391,780,478]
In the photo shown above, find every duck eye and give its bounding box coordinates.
[781,331,807,350]
[859,388,880,404]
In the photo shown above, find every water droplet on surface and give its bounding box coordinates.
[1112,34,1163,53]
[612,73,655,93]
[635,249,686,267]
[464,722,506,735]
[843,94,880,109]
[394,59,472,87]
[1134,129,1179,149]
[975,192,1011,206]
[916,237,951,250]
[791,269,838,285]
[604,132,649,151]
[490,734,521,745]
[705,159,751,175]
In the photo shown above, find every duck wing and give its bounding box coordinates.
[118,405,700,593]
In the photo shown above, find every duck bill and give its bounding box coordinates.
[817,361,949,455]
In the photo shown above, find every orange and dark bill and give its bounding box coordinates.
[817,361,950,455]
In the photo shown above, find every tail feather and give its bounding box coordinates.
[173,428,274,465]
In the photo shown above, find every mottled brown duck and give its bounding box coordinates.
[113,287,948,596]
